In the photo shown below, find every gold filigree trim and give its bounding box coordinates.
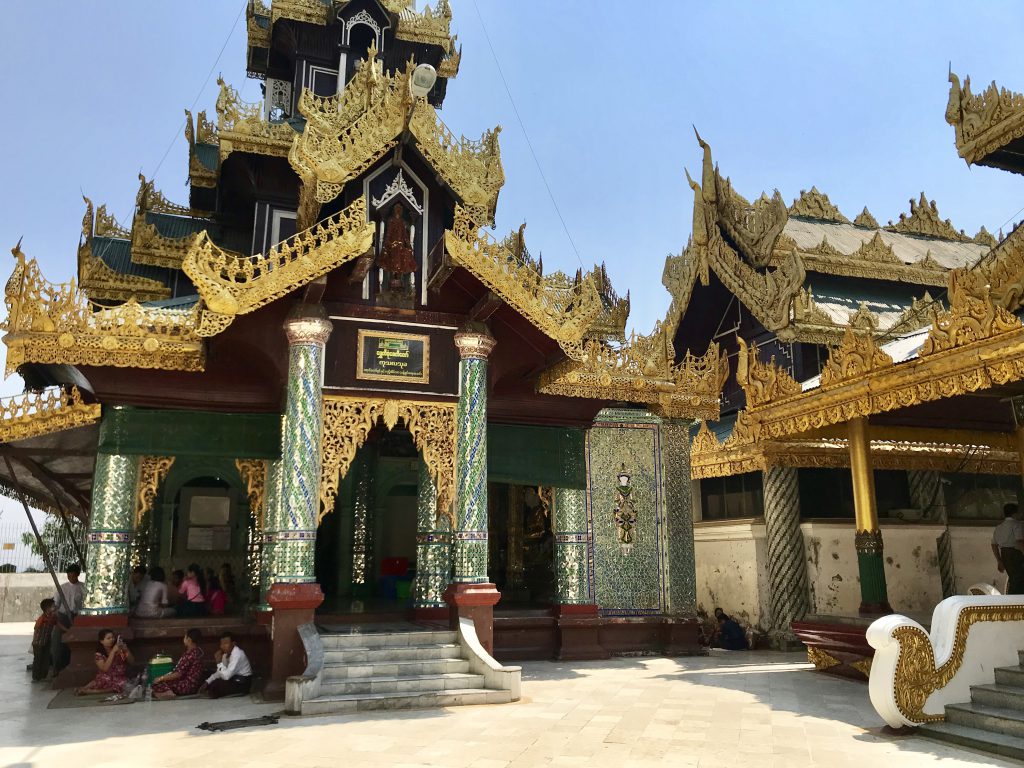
[78,198,170,303]
[818,328,894,389]
[270,0,329,26]
[131,175,219,270]
[445,206,603,344]
[922,267,1022,355]
[185,110,219,189]
[184,196,374,331]
[736,338,801,408]
[854,207,880,229]
[788,187,850,224]
[321,396,457,527]
[884,193,971,242]
[135,456,175,528]
[216,78,295,162]
[235,459,268,530]
[890,606,1024,724]
[946,73,1024,166]
[807,646,841,671]
[395,0,455,52]
[0,386,99,444]
[3,243,205,375]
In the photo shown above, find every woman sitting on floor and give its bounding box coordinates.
[176,563,207,617]
[205,576,227,616]
[77,629,135,695]
[151,628,205,699]
[134,566,175,619]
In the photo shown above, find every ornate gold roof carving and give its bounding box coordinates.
[788,187,850,223]
[438,43,462,79]
[395,0,455,52]
[853,231,901,264]
[445,205,602,344]
[819,327,894,388]
[135,456,175,528]
[539,334,728,421]
[216,78,295,162]
[270,0,329,26]
[884,193,971,242]
[735,337,801,408]
[3,242,206,375]
[131,175,219,270]
[247,1,272,50]
[236,458,268,530]
[969,223,1024,313]
[587,263,630,340]
[321,395,456,527]
[974,226,998,248]
[0,386,100,445]
[854,207,880,229]
[792,286,838,328]
[184,196,375,333]
[946,72,1024,166]
[78,198,170,303]
[185,110,219,189]
[922,267,1021,356]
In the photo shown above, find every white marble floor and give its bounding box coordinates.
[0,621,1013,768]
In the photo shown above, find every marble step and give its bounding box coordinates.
[920,720,1024,762]
[319,672,485,696]
[325,643,462,663]
[971,683,1024,711]
[301,687,513,716]
[946,701,1024,738]
[996,665,1024,688]
[322,657,470,680]
[319,630,456,650]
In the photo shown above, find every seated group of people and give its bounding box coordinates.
[75,628,253,700]
[130,562,236,619]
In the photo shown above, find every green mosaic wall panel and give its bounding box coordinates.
[587,409,666,615]
[414,460,452,607]
[661,420,696,616]
[554,487,591,604]
[82,452,140,615]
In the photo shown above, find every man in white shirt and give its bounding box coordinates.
[128,566,150,610]
[992,503,1024,594]
[50,564,85,673]
[201,632,253,698]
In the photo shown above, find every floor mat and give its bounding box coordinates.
[48,689,136,709]
[197,715,279,732]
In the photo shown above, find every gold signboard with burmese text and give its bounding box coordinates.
[356,329,430,384]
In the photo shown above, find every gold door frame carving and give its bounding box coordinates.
[135,456,176,528]
[235,459,268,530]
[320,395,457,527]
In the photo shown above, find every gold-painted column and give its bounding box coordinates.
[848,417,891,614]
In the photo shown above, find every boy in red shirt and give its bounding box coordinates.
[32,598,57,681]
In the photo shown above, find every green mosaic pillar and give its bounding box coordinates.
[413,459,451,608]
[661,419,697,616]
[452,325,496,583]
[553,487,591,604]
[258,459,283,610]
[848,417,891,614]
[269,306,332,584]
[81,452,140,616]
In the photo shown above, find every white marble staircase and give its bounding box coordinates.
[921,649,1024,761]
[285,620,521,716]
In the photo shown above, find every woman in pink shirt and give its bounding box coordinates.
[205,575,227,616]
[175,563,207,617]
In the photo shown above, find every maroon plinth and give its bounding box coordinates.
[412,606,449,623]
[443,582,501,654]
[55,613,131,689]
[660,616,703,656]
[265,582,324,700]
[556,604,610,660]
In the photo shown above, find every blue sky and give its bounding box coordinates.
[1,0,1023,351]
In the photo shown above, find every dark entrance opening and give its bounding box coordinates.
[488,483,557,609]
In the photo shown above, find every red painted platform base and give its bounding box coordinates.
[443,582,501,654]
[660,616,703,656]
[556,604,610,660]
[265,582,324,701]
[412,606,449,624]
[55,613,131,689]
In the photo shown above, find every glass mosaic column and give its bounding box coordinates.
[81,453,140,616]
[452,325,496,583]
[268,307,332,584]
[413,459,451,607]
[661,419,697,616]
[258,459,283,610]
[848,417,892,614]
[553,487,591,604]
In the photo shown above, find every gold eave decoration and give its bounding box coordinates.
[0,386,100,444]
[270,0,329,26]
[444,206,602,344]
[947,72,1024,166]
[735,337,801,408]
[216,78,295,163]
[131,175,218,270]
[395,0,455,52]
[289,49,504,222]
[184,196,375,334]
[78,198,170,303]
[185,110,219,189]
[3,243,205,375]
[320,396,456,527]
[247,0,272,49]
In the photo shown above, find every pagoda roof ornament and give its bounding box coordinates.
[788,187,851,224]
[884,193,971,242]
[947,71,1024,168]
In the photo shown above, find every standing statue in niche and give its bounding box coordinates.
[377,203,417,290]
[613,464,637,555]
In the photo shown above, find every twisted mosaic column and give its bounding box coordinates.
[413,459,451,607]
[452,325,496,583]
[81,453,140,616]
[763,466,811,637]
[661,420,697,616]
[908,469,956,598]
[269,307,332,584]
[258,459,283,610]
[554,487,591,604]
